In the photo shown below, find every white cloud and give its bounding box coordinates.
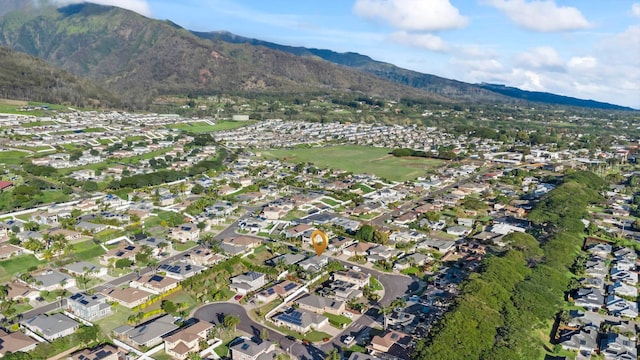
[567,56,597,72]
[389,31,450,52]
[484,0,592,32]
[51,0,151,16]
[633,3,640,18]
[353,0,468,31]
[514,46,564,71]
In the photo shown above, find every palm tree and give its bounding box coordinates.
[223,314,240,332]
[380,306,392,330]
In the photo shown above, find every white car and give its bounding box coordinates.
[352,266,361,272]
[343,335,355,345]
[342,311,354,318]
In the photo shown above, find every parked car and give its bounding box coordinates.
[343,335,355,345]
[234,294,244,301]
[342,311,354,318]
[352,266,361,272]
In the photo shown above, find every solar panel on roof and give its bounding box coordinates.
[70,293,82,300]
[284,283,297,291]
[267,288,275,295]
[80,299,89,305]
[241,343,249,350]
[150,275,163,282]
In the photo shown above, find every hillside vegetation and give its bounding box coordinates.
[0,46,119,108]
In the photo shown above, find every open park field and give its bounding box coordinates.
[259,145,443,181]
[166,120,254,133]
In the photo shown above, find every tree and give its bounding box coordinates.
[161,300,178,314]
[191,183,205,194]
[223,314,240,332]
[260,327,269,341]
[380,306,392,330]
[325,349,340,360]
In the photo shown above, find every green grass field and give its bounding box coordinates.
[166,120,255,133]
[20,121,56,128]
[260,145,443,181]
[0,150,30,165]
[72,240,106,261]
[0,255,42,283]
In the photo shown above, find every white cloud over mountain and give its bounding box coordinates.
[353,0,468,31]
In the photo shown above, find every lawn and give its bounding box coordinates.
[71,240,106,261]
[369,277,383,291]
[401,267,421,275]
[166,120,255,133]
[0,255,42,282]
[356,183,375,194]
[323,312,353,328]
[20,121,56,127]
[320,198,339,206]
[0,150,30,165]
[174,241,197,252]
[267,323,331,342]
[95,304,134,334]
[83,127,106,133]
[259,145,443,182]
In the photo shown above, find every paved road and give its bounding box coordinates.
[193,264,418,360]
[193,303,322,360]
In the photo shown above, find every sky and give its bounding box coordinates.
[58,0,640,109]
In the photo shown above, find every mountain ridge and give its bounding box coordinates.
[197,30,633,111]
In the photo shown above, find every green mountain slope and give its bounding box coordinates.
[0,46,119,107]
[0,3,448,108]
[198,31,632,110]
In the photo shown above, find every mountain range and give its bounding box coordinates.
[0,1,633,111]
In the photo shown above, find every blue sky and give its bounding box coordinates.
[62,0,640,108]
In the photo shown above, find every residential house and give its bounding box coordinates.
[32,270,76,291]
[610,281,638,298]
[272,308,329,334]
[6,281,39,302]
[100,243,142,266]
[296,293,345,315]
[256,281,300,303]
[573,288,604,311]
[284,224,315,239]
[158,262,205,280]
[220,236,261,256]
[29,211,59,226]
[114,314,178,348]
[0,330,38,357]
[268,253,306,267]
[446,226,472,237]
[230,272,267,295]
[367,330,413,360]
[69,344,120,360]
[21,313,80,341]
[605,295,638,318]
[62,261,107,278]
[600,333,637,360]
[229,337,279,360]
[102,287,153,308]
[366,245,398,263]
[0,243,23,260]
[67,293,112,321]
[130,274,179,295]
[610,266,638,285]
[585,257,608,279]
[164,320,213,360]
[169,223,200,243]
[343,242,378,257]
[298,255,329,273]
[587,243,613,257]
[333,270,370,288]
[559,326,598,356]
[182,247,224,267]
[416,238,456,253]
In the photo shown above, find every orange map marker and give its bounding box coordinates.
[311,229,328,256]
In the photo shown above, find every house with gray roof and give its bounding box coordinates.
[559,326,598,356]
[67,292,112,321]
[230,272,267,295]
[21,313,80,341]
[272,308,328,334]
[229,337,278,360]
[605,295,638,318]
[600,333,637,360]
[62,261,107,278]
[573,288,604,311]
[267,253,306,267]
[114,314,178,348]
[298,255,328,273]
[33,270,76,291]
[296,293,345,315]
[158,262,205,280]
